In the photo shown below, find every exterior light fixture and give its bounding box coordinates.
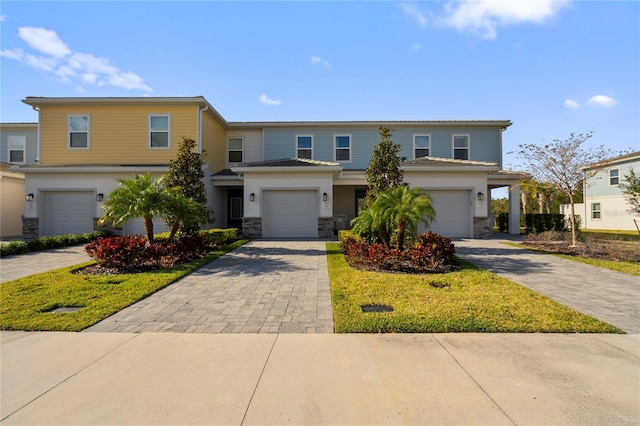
[96,193,104,202]
[250,193,255,202]
[477,192,485,202]
[26,193,34,202]
[323,192,328,202]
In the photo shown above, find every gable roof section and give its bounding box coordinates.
[582,151,640,170]
[402,156,500,172]
[231,157,342,174]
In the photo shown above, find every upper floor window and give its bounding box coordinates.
[453,135,469,160]
[228,138,243,163]
[591,202,601,220]
[149,115,170,149]
[609,169,619,186]
[414,134,430,159]
[8,135,26,163]
[335,135,351,162]
[68,115,90,149]
[297,135,313,160]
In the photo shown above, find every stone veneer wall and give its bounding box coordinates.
[318,217,334,239]
[242,217,262,238]
[473,216,491,239]
[22,217,39,239]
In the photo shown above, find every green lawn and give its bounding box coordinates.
[0,240,248,331]
[326,243,622,334]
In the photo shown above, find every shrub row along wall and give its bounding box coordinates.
[496,213,567,234]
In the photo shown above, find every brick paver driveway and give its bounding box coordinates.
[85,241,334,334]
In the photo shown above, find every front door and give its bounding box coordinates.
[228,188,243,230]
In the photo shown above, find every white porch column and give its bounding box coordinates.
[508,184,520,235]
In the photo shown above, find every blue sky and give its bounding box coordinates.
[1,0,639,172]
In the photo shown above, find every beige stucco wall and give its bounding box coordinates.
[0,170,25,238]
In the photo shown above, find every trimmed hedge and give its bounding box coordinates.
[497,212,509,233]
[0,231,111,257]
[524,214,566,234]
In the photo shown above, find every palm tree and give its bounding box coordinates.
[351,186,436,251]
[99,173,166,242]
[162,186,207,241]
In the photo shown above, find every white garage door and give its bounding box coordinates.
[263,190,318,238]
[418,190,471,238]
[43,191,95,236]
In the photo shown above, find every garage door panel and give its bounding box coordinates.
[418,190,471,238]
[263,190,318,239]
[43,191,95,236]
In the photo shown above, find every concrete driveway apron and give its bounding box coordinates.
[85,240,334,334]
[455,238,640,334]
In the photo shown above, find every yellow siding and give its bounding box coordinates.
[201,112,226,171]
[39,104,199,165]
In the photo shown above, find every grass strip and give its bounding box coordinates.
[326,242,622,334]
[503,242,640,276]
[0,239,248,331]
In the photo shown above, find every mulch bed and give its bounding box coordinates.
[522,240,640,263]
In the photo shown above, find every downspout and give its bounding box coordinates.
[197,104,209,154]
[31,106,41,162]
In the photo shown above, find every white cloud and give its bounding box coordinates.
[410,43,421,52]
[311,55,330,67]
[422,0,571,40]
[259,94,282,106]
[0,15,7,22]
[2,26,152,92]
[564,99,579,109]
[18,27,71,57]
[401,3,429,27]
[587,95,617,108]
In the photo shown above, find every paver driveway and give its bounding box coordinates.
[85,241,334,334]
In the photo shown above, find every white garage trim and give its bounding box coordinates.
[262,190,318,238]
[41,191,95,236]
[419,190,472,238]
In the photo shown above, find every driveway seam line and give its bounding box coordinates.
[0,333,140,422]
[432,335,517,426]
[241,334,279,425]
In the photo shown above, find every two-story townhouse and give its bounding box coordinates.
[1,122,38,238]
[16,96,523,239]
[571,151,640,231]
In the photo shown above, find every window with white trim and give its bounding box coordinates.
[591,203,601,220]
[609,169,619,186]
[297,135,313,159]
[335,135,351,162]
[68,115,90,149]
[149,115,170,149]
[414,134,430,159]
[453,135,469,160]
[8,135,26,163]
[228,138,243,163]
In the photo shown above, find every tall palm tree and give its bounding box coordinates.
[99,173,166,242]
[352,186,436,251]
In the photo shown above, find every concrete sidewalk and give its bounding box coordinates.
[0,244,90,283]
[1,331,638,425]
[455,238,640,334]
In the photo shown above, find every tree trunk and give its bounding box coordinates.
[521,191,528,215]
[538,194,544,214]
[397,221,406,251]
[168,221,180,241]
[378,226,390,249]
[568,193,577,247]
[144,216,155,243]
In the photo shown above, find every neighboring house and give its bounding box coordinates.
[0,122,38,238]
[15,96,523,239]
[562,151,640,231]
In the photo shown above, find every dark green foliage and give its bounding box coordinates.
[364,126,406,207]
[497,213,509,233]
[620,168,640,216]
[524,214,567,234]
[1,231,110,257]
[164,137,213,234]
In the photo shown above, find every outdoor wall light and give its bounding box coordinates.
[477,192,485,202]
[96,193,104,202]
[323,192,328,202]
[250,193,255,202]
[25,193,34,202]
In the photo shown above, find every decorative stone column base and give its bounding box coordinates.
[473,216,491,239]
[242,217,262,238]
[318,217,334,239]
[22,217,39,239]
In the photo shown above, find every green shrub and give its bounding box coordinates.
[497,212,509,233]
[338,229,360,242]
[524,214,567,234]
[0,231,111,257]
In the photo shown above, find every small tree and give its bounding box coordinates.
[164,136,212,234]
[517,131,615,246]
[352,186,436,251]
[99,173,166,242]
[620,168,640,234]
[364,126,406,206]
